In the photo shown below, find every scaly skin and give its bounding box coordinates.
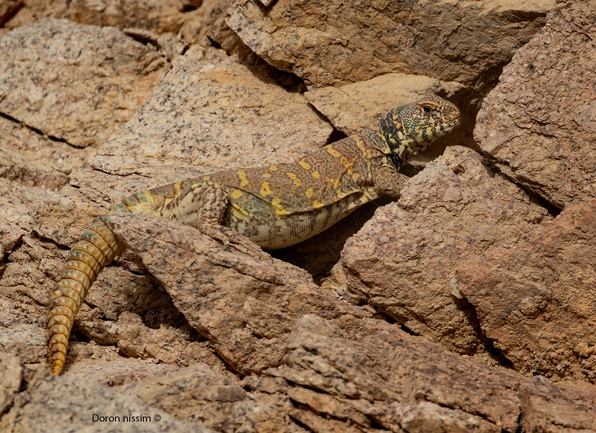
[47,95,460,374]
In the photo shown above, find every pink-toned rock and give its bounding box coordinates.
[268,315,522,432]
[107,211,368,374]
[474,0,596,208]
[0,361,214,433]
[520,381,596,431]
[456,199,596,383]
[325,145,550,358]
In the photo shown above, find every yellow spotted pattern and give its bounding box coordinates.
[286,172,301,186]
[299,159,311,170]
[327,146,341,158]
[238,170,249,187]
[260,181,272,197]
[230,189,244,199]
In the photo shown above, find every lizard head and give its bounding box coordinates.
[379,95,461,162]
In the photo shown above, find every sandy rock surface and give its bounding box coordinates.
[3,0,194,35]
[457,199,596,382]
[91,46,332,180]
[2,0,596,430]
[0,18,168,148]
[226,0,553,89]
[326,145,551,358]
[475,0,596,208]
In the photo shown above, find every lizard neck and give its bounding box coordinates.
[360,128,403,171]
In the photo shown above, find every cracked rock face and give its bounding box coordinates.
[326,145,551,358]
[225,0,553,88]
[0,18,169,148]
[474,0,596,208]
[456,199,596,383]
[2,0,596,431]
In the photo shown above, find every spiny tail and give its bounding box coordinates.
[46,216,125,375]
[46,180,199,375]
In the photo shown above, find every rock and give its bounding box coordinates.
[76,311,201,366]
[180,0,236,47]
[107,211,369,374]
[520,381,596,431]
[91,46,332,179]
[61,0,187,34]
[324,145,550,358]
[0,324,45,365]
[0,352,22,415]
[3,0,192,34]
[121,363,295,433]
[225,0,554,88]
[0,18,168,148]
[456,199,596,383]
[0,0,22,26]
[1,366,214,433]
[0,177,55,257]
[0,115,93,192]
[474,0,596,208]
[268,315,523,432]
[267,314,596,432]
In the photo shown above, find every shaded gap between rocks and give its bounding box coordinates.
[372,308,420,337]
[483,157,562,218]
[304,102,349,146]
[0,0,23,27]
[287,411,316,432]
[236,41,306,93]
[0,111,76,149]
[452,295,514,369]
[287,383,386,431]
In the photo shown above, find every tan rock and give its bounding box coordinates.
[0,363,214,433]
[325,145,550,357]
[474,0,596,208]
[107,211,368,374]
[4,0,190,34]
[226,0,554,88]
[0,0,65,30]
[0,116,93,192]
[0,18,168,148]
[520,381,596,431]
[91,46,332,179]
[0,0,22,26]
[63,0,187,34]
[269,315,524,432]
[456,199,596,383]
[0,178,54,257]
[180,0,237,47]
[0,352,22,414]
[121,363,296,433]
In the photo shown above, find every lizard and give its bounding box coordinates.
[46,95,460,375]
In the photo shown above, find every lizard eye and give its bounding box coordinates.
[423,105,432,113]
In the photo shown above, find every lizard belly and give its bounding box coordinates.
[223,191,367,250]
